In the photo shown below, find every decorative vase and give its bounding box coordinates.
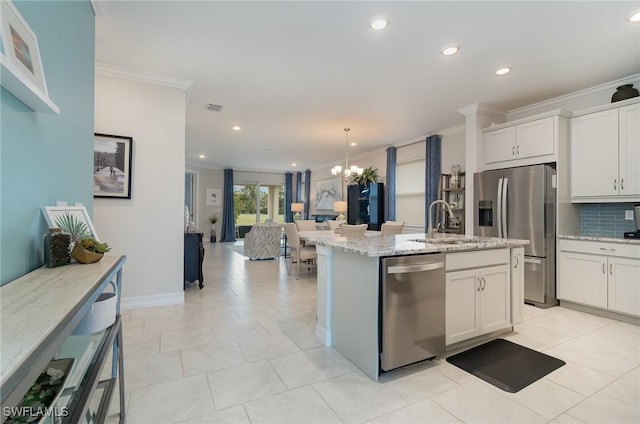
[210,224,217,243]
[71,243,104,264]
[611,84,639,103]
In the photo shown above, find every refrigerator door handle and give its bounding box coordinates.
[502,177,509,238]
[497,178,503,238]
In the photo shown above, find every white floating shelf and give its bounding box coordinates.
[0,54,60,115]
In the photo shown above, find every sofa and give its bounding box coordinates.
[243,224,282,260]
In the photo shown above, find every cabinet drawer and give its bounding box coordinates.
[446,248,510,271]
[558,239,640,259]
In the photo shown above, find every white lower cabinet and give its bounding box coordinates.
[446,264,510,345]
[558,239,640,317]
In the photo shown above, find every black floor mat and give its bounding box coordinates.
[446,338,565,393]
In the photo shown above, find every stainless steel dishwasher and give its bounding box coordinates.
[381,253,445,372]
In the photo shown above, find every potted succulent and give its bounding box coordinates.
[209,214,218,242]
[71,237,111,264]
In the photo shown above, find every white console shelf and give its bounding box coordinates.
[0,255,126,423]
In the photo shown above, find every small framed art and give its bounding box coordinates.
[93,133,133,199]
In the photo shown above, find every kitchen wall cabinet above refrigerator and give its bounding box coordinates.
[570,99,640,202]
[481,110,570,171]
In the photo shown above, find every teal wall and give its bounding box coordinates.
[1,1,95,285]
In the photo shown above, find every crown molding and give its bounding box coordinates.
[457,103,508,121]
[95,63,194,101]
[507,73,640,121]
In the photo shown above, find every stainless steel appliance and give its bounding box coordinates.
[624,205,640,239]
[380,254,445,372]
[474,164,557,308]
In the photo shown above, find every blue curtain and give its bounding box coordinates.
[385,147,397,222]
[425,135,442,231]
[295,171,302,202]
[285,172,293,222]
[304,169,311,220]
[220,169,236,242]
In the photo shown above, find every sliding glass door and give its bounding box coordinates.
[234,183,284,237]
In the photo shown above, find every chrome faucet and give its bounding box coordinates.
[428,200,456,236]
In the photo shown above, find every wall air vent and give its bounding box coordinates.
[206,103,224,112]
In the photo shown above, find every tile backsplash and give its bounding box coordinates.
[580,203,637,238]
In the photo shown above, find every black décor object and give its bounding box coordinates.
[611,84,639,103]
[347,182,384,230]
[184,232,204,289]
[446,339,565,393]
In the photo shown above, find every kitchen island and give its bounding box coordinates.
[298,231,529,380]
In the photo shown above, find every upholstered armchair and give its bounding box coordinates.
[243,224,282,260]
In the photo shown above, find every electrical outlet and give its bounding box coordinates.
[625,210,634,220]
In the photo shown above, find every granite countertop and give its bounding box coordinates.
[298,231,529,257]
[558,235,640,245]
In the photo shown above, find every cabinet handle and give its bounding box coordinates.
[481,276,487,291]
[599,247,616,252]
[514,255,519,269]
[512,146,515,156]
[477,277,482,292]
[621,178,624,191]
[517,145,520,155]
[614,179,617,191]
[602,263,606,274]
[610,264,613,275]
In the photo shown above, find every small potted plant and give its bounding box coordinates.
[71,237,111,264]
[209,214,218,243]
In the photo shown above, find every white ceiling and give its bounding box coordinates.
[94,1,640,173]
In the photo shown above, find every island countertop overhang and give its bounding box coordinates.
[298,231,529,257]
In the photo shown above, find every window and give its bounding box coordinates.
[234,183,284,235]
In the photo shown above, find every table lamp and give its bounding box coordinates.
[291,203,304,220]
[333,201,347,224]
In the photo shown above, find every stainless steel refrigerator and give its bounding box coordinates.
[474,164,557,308]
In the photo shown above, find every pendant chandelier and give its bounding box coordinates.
[331,128,363,179]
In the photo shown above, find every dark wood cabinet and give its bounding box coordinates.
[184,232,204,289]
[347,182,384,230]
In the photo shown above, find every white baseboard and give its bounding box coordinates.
[316,324,332,347]
[121,291,184,310]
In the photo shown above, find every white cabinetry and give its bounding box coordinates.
[445,249,511,345]
[558,239,640,317]
[510,247,525,325]
[570,100,640,202]
[482,112,569,170]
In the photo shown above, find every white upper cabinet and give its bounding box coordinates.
[570,100,640,202]
[482,111,569,171]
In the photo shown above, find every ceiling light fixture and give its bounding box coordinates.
[331,128,363,180]
[292,163,297,167]
[441,45,460,56]
[495,67,512,76]
[629,11,640,22]
[199,154,205,159]
[232,125,241,131]
[369,16,390,31]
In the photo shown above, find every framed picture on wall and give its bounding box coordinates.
[0,0,49,96]
[93,133,133,199]
[314,177,343,210]
[206,188,222,206]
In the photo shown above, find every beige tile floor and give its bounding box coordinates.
[113,242,639,423]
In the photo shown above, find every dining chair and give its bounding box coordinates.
[327,220,341,230]
[339,224,368,236]
[283,223,317,279]
[294,220,316,231]
[381,221,405,236]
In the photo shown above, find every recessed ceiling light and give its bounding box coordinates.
[495,67,512,76]
[292,163,297,167]
[267,149,273,153]
[232,125,241,131]
[629,11,640,22]
[369,16,390,31]
[199,154,205,159]
[441,45,460,56]
[350,142,357,146]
